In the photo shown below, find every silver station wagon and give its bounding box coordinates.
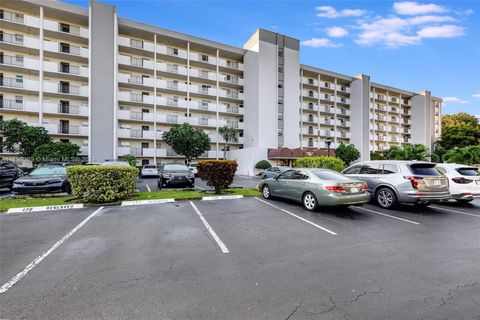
[259,168,370,211]
[342,160,450,209]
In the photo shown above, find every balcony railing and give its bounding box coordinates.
[129,76,143,85]
[58,125,79,134]
[0,32,24,45]
[0,77,24,88]
[226,61,239,69]
[130,94,143,103]
[58,84,79,94]
[199,119,209,126]
[227,121,239,128]
[227,106,239,114]
[167,82,179,90]
[167,65,178,73]
[199,102,209,110]
[58,64,80,75]
[130,57,143,67]
[58,104,80,114]
[0,54,24,67]
[227,91,239,99]
[0,10,25,24]
[199,87,209,94]
[0,99,23,110]
[167,98,178,107]
[167,115,178,123]
[59,44,81,55]
[59,24,80,36]
[131,129,143,138]
[166,149,179,156]
[130,111,143,120]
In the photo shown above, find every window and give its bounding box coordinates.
[409,164,441,176]
[383,164,398,174]
[16,75,23,84]
[292,170,309,180]
[130,39,143,49]
[278,65,283,73]
[277,170,294,180]
[313,170,348,181]
[361,164,382,174]
[278,80,283,88]
[60,23,70,33]
[15,96,23,104]
[456,168,479,176]
[278,97,283,104]
[201,54,209,62]
[343,165,362,175]
[278,48,284,57]
[278,113,283,120]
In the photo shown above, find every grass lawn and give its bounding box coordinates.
[0,188,261,212]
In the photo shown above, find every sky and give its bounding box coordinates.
[65,0,480,116]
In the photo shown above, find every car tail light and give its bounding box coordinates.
[404,176,424,189]
[362,184,369,190]
[452,177,473,184]
[325,186,346,192]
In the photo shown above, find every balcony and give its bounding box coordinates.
[0,99,39,112]
[217,59,244,71]
[43,41,89,58]
[322,82,334,90]
[157,62,188,76]
[303,91,318,99]
[337,109,351,116]
[118,36,154,51]
[43,61,88,77]
[302,116,318,123]
[0,77,39,91]
[336,96,350,104]
[43,102,88,116]
[42,82,88,97]
[43,20,88,38]
[156,44,188,59]
[43,124,88,136]
[336,85,350,93]
[302,103,319,112]
[302,78,318,87]
[118,91,154,104]
[0,54,40,70]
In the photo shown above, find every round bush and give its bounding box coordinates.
[67,165,138,203]
[197,160,238,194]
[255,160,272,170]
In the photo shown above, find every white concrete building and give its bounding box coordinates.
[0,0,442,173]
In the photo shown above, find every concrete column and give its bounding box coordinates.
[350,74,370,161]
[153,34,157,164]
[38,6,44,125]
[88,0,117,162]
[215,49,220,159]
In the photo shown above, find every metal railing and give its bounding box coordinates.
[0,32,24,45]
[166,98,178,107]
[131,129,142,138]
[58,64,80,75]
[0,77,24,88]
[59,44,81,55]
[199,102,209,110]
[226,61,239,69]
[0,99,23,110]
[167,82,178,90]
[227,106,239,114]
[0,10,25,24]
[167,115,178,123]
[130,57,143,67]
[130,111,143,120]
[58,125,79,134]
[58,105,80,114]
[227,91,239,99]
[58,84,80,95]
[0,54,24,67]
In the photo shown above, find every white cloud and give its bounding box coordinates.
[472,93,480,98]
[326,26,349,37]
[301,38,341,48]
[407,15,457,25]
[442,97,467,103]
[417,25,465,38]
[316,6,367,18]
[393,2,447,15]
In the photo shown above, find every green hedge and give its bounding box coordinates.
[67,165,138,203]
[293,156,345,172]
[197,160,237,194]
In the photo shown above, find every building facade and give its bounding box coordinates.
[0,0,442,174]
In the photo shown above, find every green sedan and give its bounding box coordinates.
[258,168,371,211]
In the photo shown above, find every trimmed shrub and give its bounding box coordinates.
[293,156,345,172]
[67,165,138,203]
[255,160,272,170]
[197,160,238,194]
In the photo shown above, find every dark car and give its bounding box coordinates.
[0,160,23,191]
[12,165,71,194]
[157,163,195,189]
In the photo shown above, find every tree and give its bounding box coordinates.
[385,144,429,161]
[197,160,238,194]
[370,151,386,160]
[335,143,360,166]
[438,112,480,150]
[218,125,237,160]
[0,119,52,158]
[120,154,137,166]
[444,145,480,165]
[255,160,272,170]
[33,142,80,164]
[162,123,210,162]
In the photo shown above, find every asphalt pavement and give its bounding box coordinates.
[1,198,479,319]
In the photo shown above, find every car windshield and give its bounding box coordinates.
[30,167,66,176]
[313,170,350,181]
[144,165,157,169]
[164,164,188,171]
[456,168,479,176]
[409,164,442,176]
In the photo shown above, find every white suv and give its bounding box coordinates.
[436,163,480,203]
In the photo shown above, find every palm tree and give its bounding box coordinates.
[218,125,237,160]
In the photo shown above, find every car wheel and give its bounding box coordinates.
[376,188,398,209]
[456,199,473,204]
[262,184,272,199]
[303,192,318,211]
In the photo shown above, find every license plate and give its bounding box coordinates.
[432,179,441,185]
[350,188,360,193]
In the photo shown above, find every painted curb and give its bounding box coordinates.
[202,195,244,201]
[6,204,84,214]
[121,199,175,206]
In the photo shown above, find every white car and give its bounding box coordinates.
[141,165,159,177]
[436,163,480,203]
[188,163,198,176]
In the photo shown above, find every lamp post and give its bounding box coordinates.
[326,140,332,156]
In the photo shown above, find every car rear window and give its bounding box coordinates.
[144,165,157,169]
[164,164,188,170]
[409,164,441,176]
[456,168,479,176]
[313,171,349,181]
[30,167,66,176]
[189,164,197,168]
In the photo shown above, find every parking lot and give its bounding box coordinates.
[136,175,260,192]
[1,196,479,319]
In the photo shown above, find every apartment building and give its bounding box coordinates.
[0,0,442,174]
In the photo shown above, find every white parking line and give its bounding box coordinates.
[255,198,337,235]
[0,206,104,294]
[189,201,229,253]
[353,206,420,225]
[430,205,480,218]
[146,184,151,192]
